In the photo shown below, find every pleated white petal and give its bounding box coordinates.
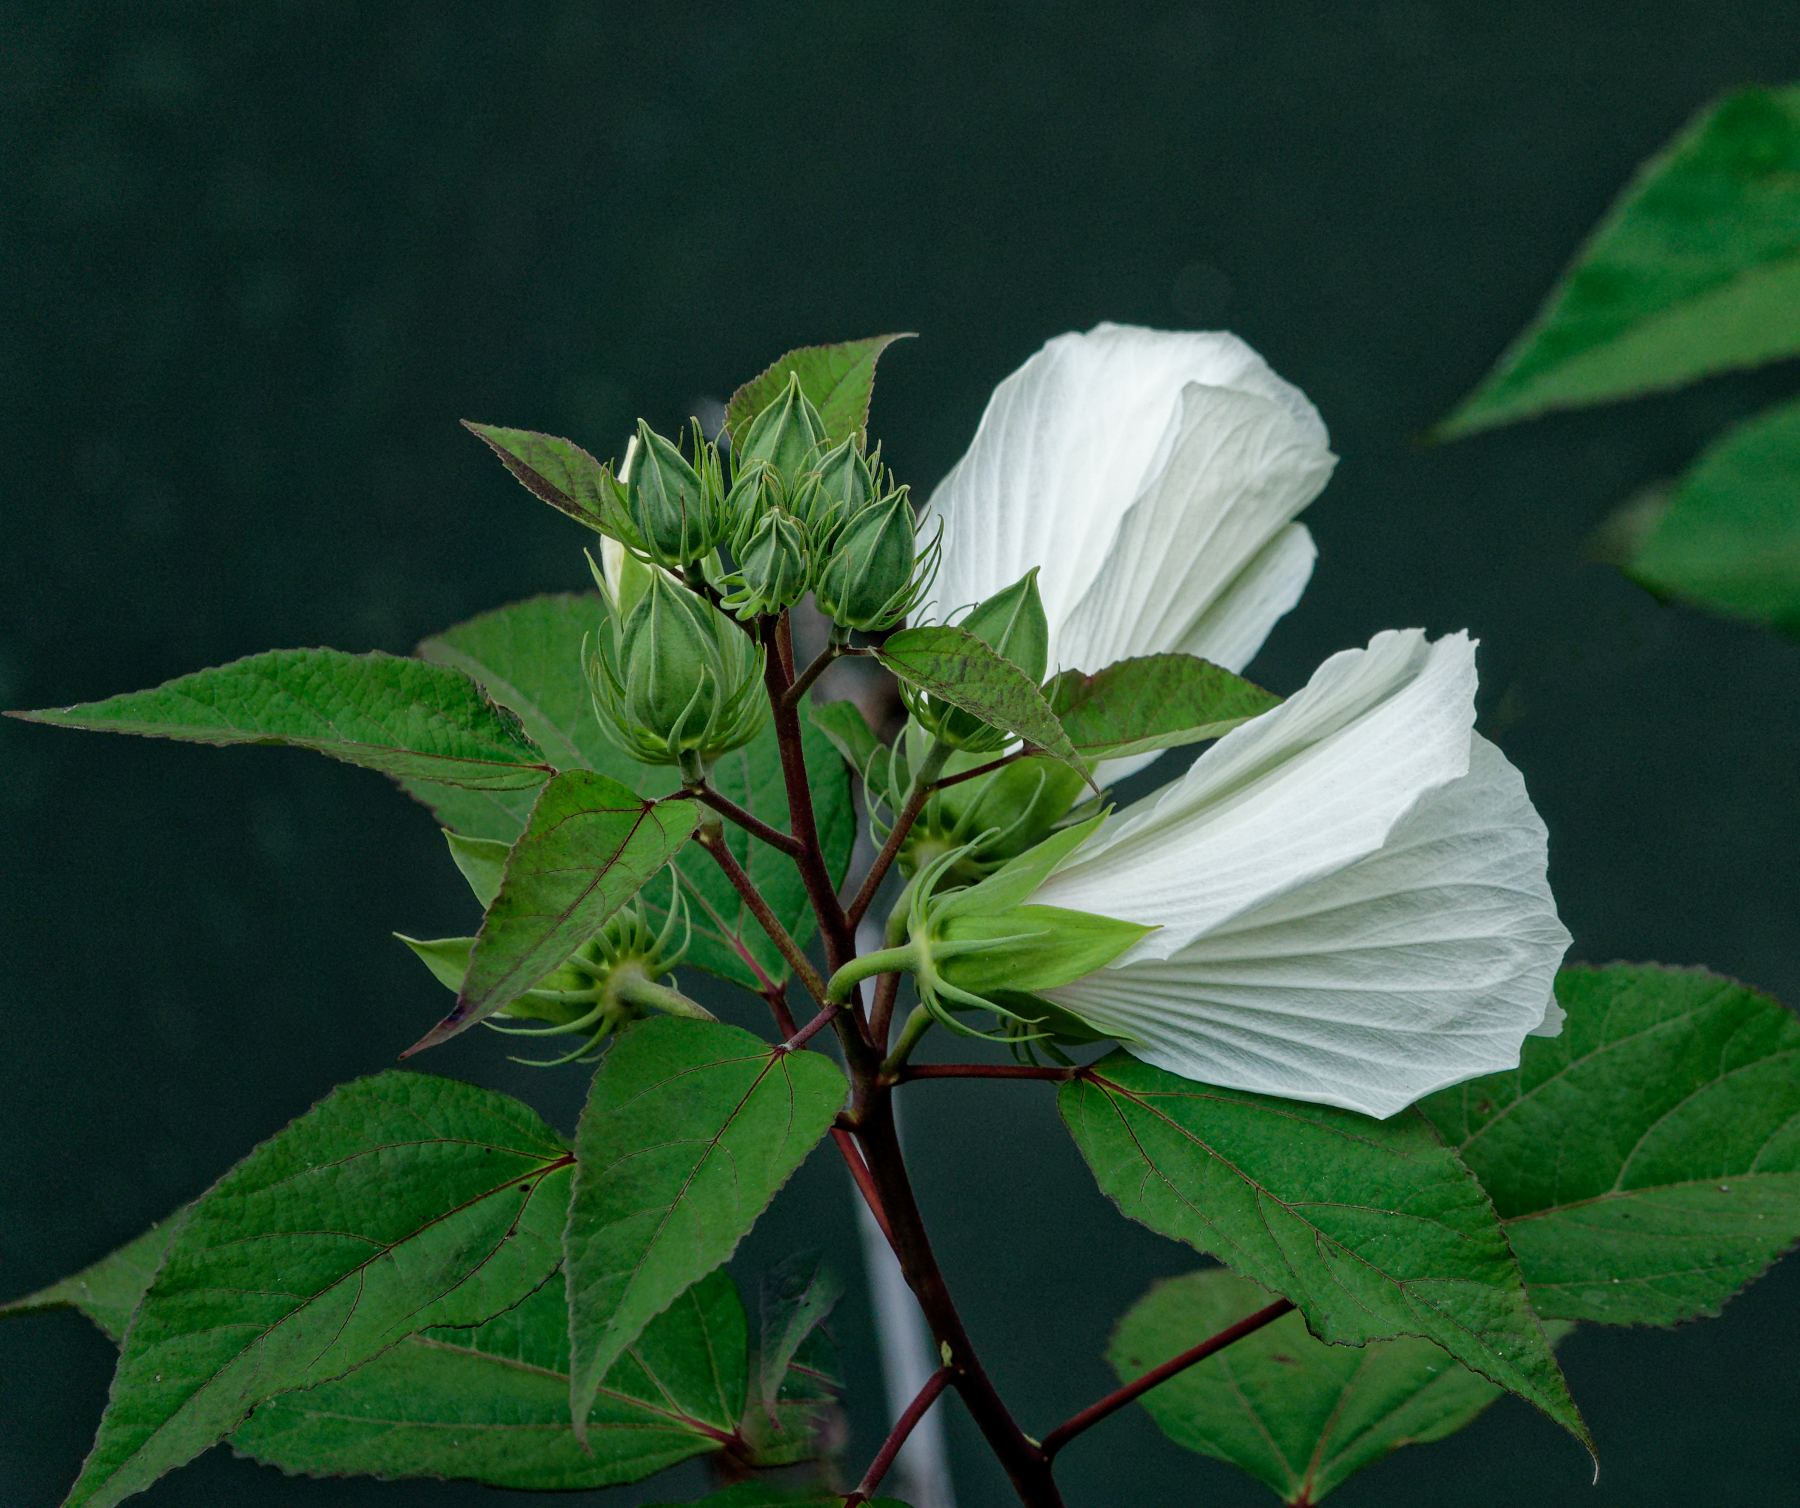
[1041,736,1571,1118]
[920,323,1328,671]
[1055,384,1333,673]
[1035,629,1477,961]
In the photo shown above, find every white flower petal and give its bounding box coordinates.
[1043,735,1571,1118]
[1174,522,1318,672]
[921,324,1326,666]
[1055,383,1333,673]
[1036,629,1478,960]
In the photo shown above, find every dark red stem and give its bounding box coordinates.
[846,1365,955,1505]
[696,820,829,1004]
[894,1063,1078,1083]
[692,784,804,857]
[1038,1298,1296,1461]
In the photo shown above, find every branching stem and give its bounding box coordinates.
[892,1062,1079,1084]
[781,642,845,708]
[695,819,829,1004]
[689,783,804,856]
[846,1365,955,1505]
[1038,1298,1296,1461]
[846,738,953,931]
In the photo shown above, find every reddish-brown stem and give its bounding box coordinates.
[869,970,902,1050]
[1038,1297,1296,1461]
[846,1365,955,1505]
[932,748,1027,790]
[845,741,947,932]
[855,1094,1066,1505]
[691,784,804,857]
[696,821,829,1004]
[893,1063,1079,1083]
[781,642,845,709]
[761,984,798,1038]
[781,1003,840,1053]
[832,1126,895,1247]
[775,610,796,681]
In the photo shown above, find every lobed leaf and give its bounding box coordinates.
[564,1018,846,1442]
[876,624,1088,780]
[62,1072,572,1508]
[462,422,616,532]
[1048,653,1281,761]
[231,1269,744,1490]
[1609,394,1800,637]
[1111,1269,1571,1504]
[724,334,913,447]
[10,649,552,790]
[1059,1053,1587,1450]
[408,771,698,1052]
[1441,84,1800,435]
[1,1216,182,1346]
[1421,963,1800,1325]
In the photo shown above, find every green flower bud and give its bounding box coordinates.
[723,458,781,552]
[920,567,1051,749]
[588,570,767,776]
[628,420,725,565]
[736,372,828,487]
[721,506,812,620]
[815,490,925,632]
[807,435,877,544]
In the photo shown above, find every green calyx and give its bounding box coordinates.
[912,567,1050,752]
[720,505,813,620]
[736,371,829,488]
[400,873,713,1068]
[814,488,937,633]
[625,420,729,567]
[588,569,767,770]
[827,816,1153,1056]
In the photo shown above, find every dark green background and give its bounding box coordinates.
[5,4,1800,1505]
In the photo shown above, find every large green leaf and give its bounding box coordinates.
[1111,1269,1572,1504]
[463,421,616,533]
[405,595,850,991]
[1421,964,1800,1326]
[1442,85,1800,435]
[408,771,697,1052]
[876,624,1087,780]
[724,334,912,447]
[1048,653,1281,761]
[1,1216,181,1346]
[63,1072,571,1508]
[230,1269,744,1490]
[1059,1053,1586,1449]
[565,1018,846,1439]
[1602,395,1800,636]
[10,649,552,790]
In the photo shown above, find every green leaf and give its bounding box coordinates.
[1442,85,1800,435]
[756,1250,844,1420]
[724,334,913,448]
[9,649,552,790]
[1048,653,1281,761]
[1,1216,181,1346]
[230,1269,743,1490]
[402,595,852,992]
[1607,395,1800,635]
[1111,1269,1573,1505]
[565,1017,846,1441]
[1421,963,1800,1326]
[444,830,510,907]
[63,1072,572,1508]
[463,421,616,533]
[740,1324,846,1468]
[876,624,1089,781]
[807,697,883,775]
[408,771,697,1053]
[1059,1053,1587,1450]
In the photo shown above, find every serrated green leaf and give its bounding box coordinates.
[724,334,913,448]
[565,1018,846,1441]
[876,624,1088,782]
[1048,653,1281,760]
[463,421,617,533]
[1421,963,1800,1326]
[230,1269,743,1490]
[1111,1269,1573,1504]
[756,1250,844,1421]
[807,697,883,774]
[402,595,849,992]
[0,1216,181,1346]
[62,1072,571,1508]
[1059,1053,1586,1450]
[1442,85,1800,435]
[1612,395,1800,636]
[9,649,552,790]
[408,771,697,1052]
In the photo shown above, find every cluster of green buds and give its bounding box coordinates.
[597,421,731,570]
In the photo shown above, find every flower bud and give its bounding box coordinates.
[736,373,828,487]
[815,490,923,632]
[722,506,812,620]
[589,570,767,774]
[723,458,782,551]
[807,436,877,545]
[912,567,1050,750]
[628,421,725,565]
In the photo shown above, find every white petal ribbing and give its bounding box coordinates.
[1041,736,1571,1118]
[920,324,1332,672]
[1035,630,1478,961]
[1056,383,1333,673]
